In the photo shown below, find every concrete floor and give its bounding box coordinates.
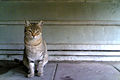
[0,61,120,80]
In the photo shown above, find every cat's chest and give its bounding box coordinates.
[25,44,44,61]
[27,45,43,53]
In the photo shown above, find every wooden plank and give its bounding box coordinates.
[49,56,120,61]
[0,45,24,49]
[0,51,23,54]
[0,0,85,2]
[48,51,120,56]
[1,55,120,61]
[0,0,116,3]
[54,63,120,80]
[1,44,120,50]
[1,20,120,26]
[0,62,57,80]
[86,0,114,3]
[48,44,120,50]
[1,51,120,56]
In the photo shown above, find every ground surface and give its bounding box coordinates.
[0,61,120,80]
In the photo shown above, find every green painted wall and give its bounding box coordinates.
[0,25,120,44]
[0,1,120,44]
[0,2,120,20]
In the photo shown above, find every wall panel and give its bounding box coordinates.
[0,1,120,61]
[0,2,120,20]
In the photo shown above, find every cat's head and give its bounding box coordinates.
[24,20,43,40]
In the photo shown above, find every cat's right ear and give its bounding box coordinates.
[25,20,30,27]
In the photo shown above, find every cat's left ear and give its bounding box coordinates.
[25,20,31,27]
[37,20,44,27]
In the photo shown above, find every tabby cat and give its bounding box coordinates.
[23,20,48,78]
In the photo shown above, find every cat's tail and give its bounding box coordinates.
[14,59,23,65]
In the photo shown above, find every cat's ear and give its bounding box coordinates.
[25,20,30,27]
[37,20,44,27]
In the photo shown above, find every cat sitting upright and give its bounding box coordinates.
[23,20,48,78]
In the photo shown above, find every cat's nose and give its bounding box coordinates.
[32,34,35,38]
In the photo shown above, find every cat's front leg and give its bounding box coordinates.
[37,61,44,77]
[27,62,35,78]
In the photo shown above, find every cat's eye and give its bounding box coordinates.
[28,30,32,33]
[36,31,39,33]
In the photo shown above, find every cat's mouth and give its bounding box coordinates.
[31,33,41,39]
[31,35,41,39]
[31,36,37,39]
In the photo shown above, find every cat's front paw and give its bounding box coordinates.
[37,72,43,77]
[27,73,34,78]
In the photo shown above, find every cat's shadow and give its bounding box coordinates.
[0,60,27,76]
